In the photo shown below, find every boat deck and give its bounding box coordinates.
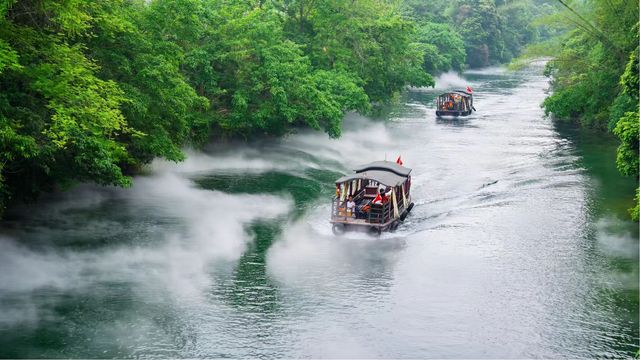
[331,217,369,225]
[330,217,394,227]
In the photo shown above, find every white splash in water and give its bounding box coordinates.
[433,71,473,90]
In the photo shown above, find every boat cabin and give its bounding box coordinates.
[436,90,475,117]
[331,161,415,235]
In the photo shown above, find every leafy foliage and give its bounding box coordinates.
[0,0,450,213]
[0,0,545,215]
[452,0,506,67]
[415,22,466,73]
[613,48,639,220]
[278,0,434,102]
[542,30,629,128]
[0,0,133,212]
[404,0,549,69]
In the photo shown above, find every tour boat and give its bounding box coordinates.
[435,89,476,117]
[330,160,415,235]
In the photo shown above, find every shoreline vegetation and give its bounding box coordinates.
[6,0,418,214]
[1,0,636,221]
[512,0,639,220]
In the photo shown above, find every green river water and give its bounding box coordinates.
[0,64,638,358]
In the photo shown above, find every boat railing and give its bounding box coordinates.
[397,198,406,215]
[331,196,393,224]
[368,202,391,224]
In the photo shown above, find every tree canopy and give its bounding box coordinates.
[0,0,544,214]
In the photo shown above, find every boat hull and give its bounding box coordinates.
[436,110,472,117]
[330,202,415,236]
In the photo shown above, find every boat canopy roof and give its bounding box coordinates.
[353,161,412,177]
[335,170,408,187]
[438,90,472,98]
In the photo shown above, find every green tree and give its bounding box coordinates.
[612,48,639,220]
[0,0,133,213]
[499,1,539,61]
[87,0,210,164]
[2,0,490,216]
[451,0,505,67]
[415,22,466,73]
[206,4,370,137]
[280,0,433,103]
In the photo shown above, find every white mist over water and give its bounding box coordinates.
[149,114,395,178]
[0,166,291,330]
[0,112,396,335]
[152,149,287,174]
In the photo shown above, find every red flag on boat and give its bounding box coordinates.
[396,156,403,165]
[372,193,382,204]
[466,86,473,93]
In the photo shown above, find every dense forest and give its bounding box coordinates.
[521,0,639,219]
[0,0,569,215]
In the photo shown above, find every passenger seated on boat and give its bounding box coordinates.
[372,188,387,204]
[346,196,356,218]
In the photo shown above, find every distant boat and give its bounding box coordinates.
[330,160,415,235]
[435,89,476,117]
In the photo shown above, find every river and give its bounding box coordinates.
[0,64,638,358]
